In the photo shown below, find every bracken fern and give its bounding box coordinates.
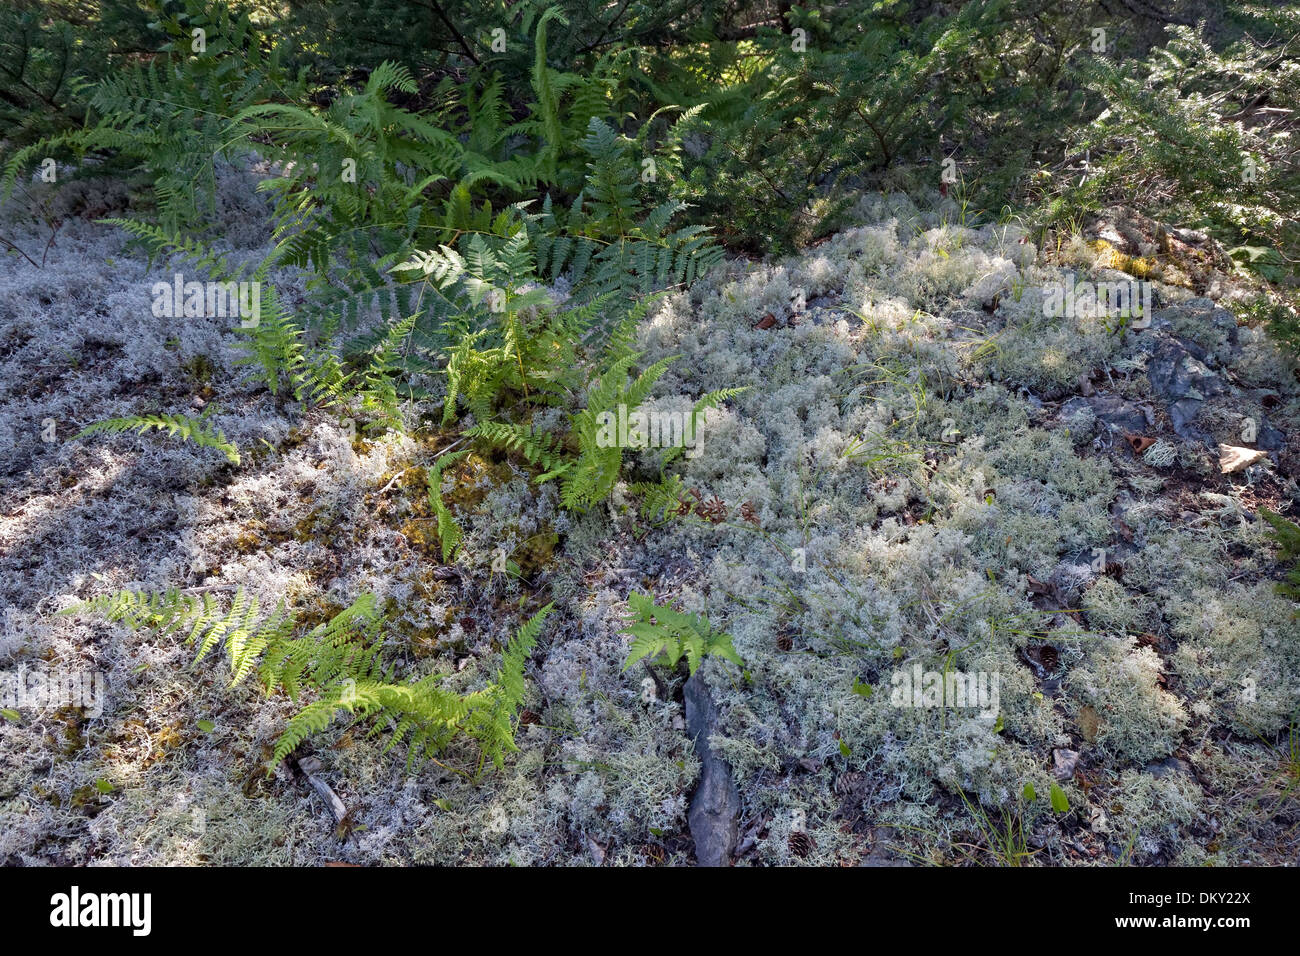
[75,407,240,465]
[64,589,556,775]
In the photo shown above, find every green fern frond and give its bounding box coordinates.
[620,592,741,676]
[234,284,308,399]
[467,421,568,476]
[357,314,416,433]
[627,473,690,525]
[530,7,570,180]
[470,603,554,770]
[426,449,471,562]
[75,407,240,464]
[100,218,235,278]
[661,386,750,466]
[65,583,554,775]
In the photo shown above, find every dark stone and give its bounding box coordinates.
[1169,398,1206,441]
[1149,301,1240,365]
[1148,340,1226,403]
[1143,756,1194,779]
[1176,336,1212,366]
[684,671,740,867]
[1053,748,1081,781]
[1210,308,1241,350]
[1087,394,1151,434]
[1258,424,1286,452]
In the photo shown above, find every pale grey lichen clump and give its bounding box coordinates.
[1,178,1297,865]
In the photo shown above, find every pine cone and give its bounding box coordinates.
[788,830,816,858]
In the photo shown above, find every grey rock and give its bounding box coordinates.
[1059,397,1099,441]
[1148,340,1226,404]
[1050,560,1095,604]
[859,827,913,866]
[1258,424,1286,452]
[1110,488,1138,520]
[1087,393,1152,434]
[1147,313,1175,334]
[684,671,740,867]
[1143,756,1194,779]
[1210,308,1241,349]
[1176,336,1213,366]
[1169,397,1206,441]
[1053,748,1081,781]
[1151,301,1240,360]
[950,307,986,327]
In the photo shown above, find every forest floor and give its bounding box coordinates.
[2,168,1298,865]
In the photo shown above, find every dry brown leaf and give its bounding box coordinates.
[1078,705,1101,743]
[1125,432,1156,454]
[1218,444,1266,474]
[1026,574,1052,595]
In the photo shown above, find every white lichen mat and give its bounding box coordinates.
[1,178,1297,865]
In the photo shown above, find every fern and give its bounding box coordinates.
[621,592,742,676]
[440,327,501,424]
[98,218,235,278]
[61,587,321,688]
[39,25,716,417]
[529,118,724,298]
[426,449,471,562]
[468,602,555,770]
[529,6,570,181]
[241,286,315,400]
[559,350,675,511]
[627,472,690,525]
[274,676,476,771]
[466,421,568,475]
[272,603,554,773]
[12,3,727,451]
[65,587,555,775]
[396,232,605,425]
[90,221,363,413]
[78,223,332,408]
[75,406,240,464]
[461,302,740,514]
[356,314,416,433]
[257,594,388,701]
[4,4,300,226]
